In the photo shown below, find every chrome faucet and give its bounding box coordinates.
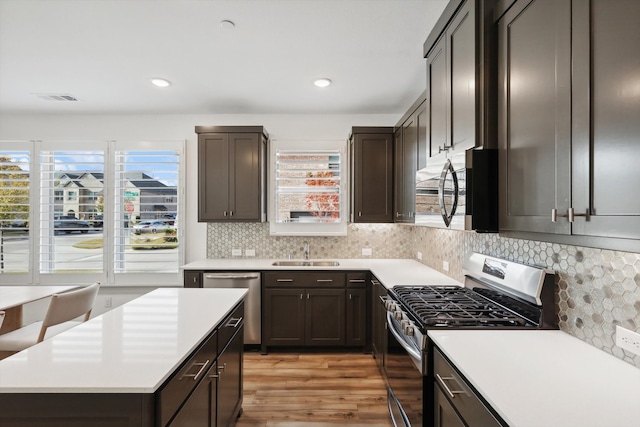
[303,242,310,260]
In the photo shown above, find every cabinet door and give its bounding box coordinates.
[305,288,346,346]
[448,0,475,156]
[229,133,263,221]
[198,133,230,221]
[498,0,572,234]
[216,328,243,427]
[416,103,427,170]
[263,289,305,346]
[346,288,367,346]
[168,366,215,427]
[353,133,394,223]
[571,0,640,240]
[427,35,448,159]
[184,271,202,288]
[434,385,465,427]
[393,127,405,222]
[402,115,418,221]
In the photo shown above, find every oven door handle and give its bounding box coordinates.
[386,311,422,362]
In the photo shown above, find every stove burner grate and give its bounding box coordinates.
[392,286,532,328]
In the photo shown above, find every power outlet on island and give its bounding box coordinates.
[616,325,640,356]
[245,249,256,257]
[416,251,423,260]
[362,248,372,256]
[231,249,242,257]
[442,260,450,272]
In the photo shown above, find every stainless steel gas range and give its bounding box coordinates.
[382,252,557,427]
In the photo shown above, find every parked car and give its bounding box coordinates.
[54,216,90,234]
[90,214,103,229]
[132,220,171,235]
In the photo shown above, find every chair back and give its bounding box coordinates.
[0,311,5,329]
[38,282,101,342]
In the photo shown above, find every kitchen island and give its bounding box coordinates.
[0,288,247,427]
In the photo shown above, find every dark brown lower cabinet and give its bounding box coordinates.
[305,288,346,346]
[434,384,466,427]
[216,325,244,427]
[262,271,368,351]
[169,361,217,427]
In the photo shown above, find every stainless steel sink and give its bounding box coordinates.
[271,260,340,267]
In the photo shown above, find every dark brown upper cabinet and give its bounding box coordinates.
[498,0,640,251]
[196,126,268,222]
[394,94,427,223]
[424,0,488,164]
[349,127,394,223]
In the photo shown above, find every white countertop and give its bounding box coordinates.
[0,288,247,393]
[429,330,640,427]
[182,258,461,289]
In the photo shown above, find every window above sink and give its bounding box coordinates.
[269,139,347,236]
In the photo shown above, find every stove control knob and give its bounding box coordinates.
[404,325,415,336]
[385,301,396,311]
[401,320,409,329]
[394,311,403,321]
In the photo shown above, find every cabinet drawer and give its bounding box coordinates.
[219,301,245,352]
[264,272,345,288]
[433,348,503,427]
[157,330,218,427]
[346,272,367,288]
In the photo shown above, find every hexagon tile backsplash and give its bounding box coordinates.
[207,222,640,368]
[409,226,640,368]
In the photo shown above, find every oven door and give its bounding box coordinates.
[385,311,425,427]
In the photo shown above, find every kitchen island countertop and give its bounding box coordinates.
[182,258,461,289]
[429,329,640,427]
[0,287,247,393]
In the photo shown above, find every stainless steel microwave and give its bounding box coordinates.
[415,148,497,232]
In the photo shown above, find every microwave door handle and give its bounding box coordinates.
[438,160,458,227]
[386,311,422,361]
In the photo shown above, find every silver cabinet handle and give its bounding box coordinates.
[223,211,228,216]
[435,374,467,399]
[181,360,210,381]
[349,279,365,283]
[277,278,293,282]
[230,210,233,216]
[552,207,588,223]
[225,317,243,328]
[316,279,333,282]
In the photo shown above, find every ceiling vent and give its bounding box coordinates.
[32,93,79,102]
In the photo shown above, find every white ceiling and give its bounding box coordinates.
[0,0,448,115]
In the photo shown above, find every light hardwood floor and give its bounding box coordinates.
[236,351,392,427]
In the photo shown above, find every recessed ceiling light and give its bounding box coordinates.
[220,20,235,30]
[150,78,171,88]
[314,78,332,88]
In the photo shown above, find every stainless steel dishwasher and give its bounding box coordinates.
[203,272,261,345]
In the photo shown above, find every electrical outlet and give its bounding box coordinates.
[231,249,242,257]
[416,251,423,260]
[616,325,640,356]
[245,249,256,257]
[104,297,112,309]
[362,248,372,256]
[443,260,450,272]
